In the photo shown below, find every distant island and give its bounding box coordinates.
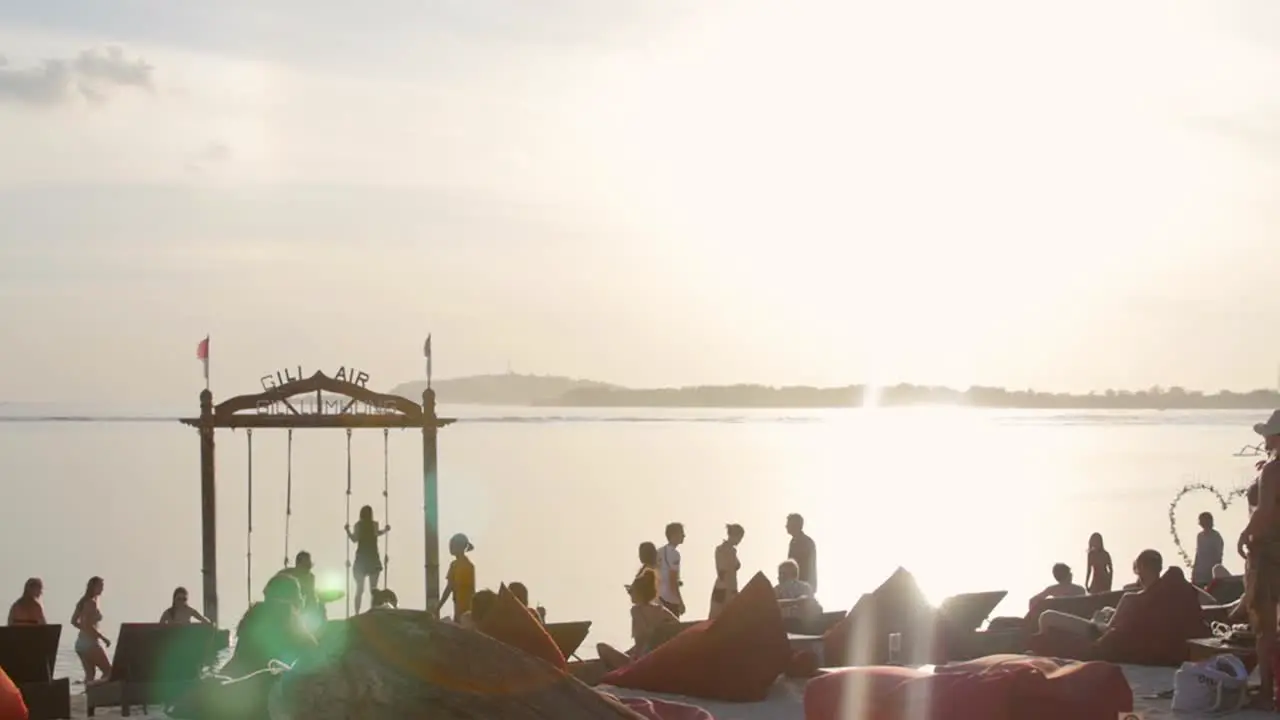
[390,375,1280,410]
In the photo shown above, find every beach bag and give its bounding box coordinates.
[1170,653,1248,713]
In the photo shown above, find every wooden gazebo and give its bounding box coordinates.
[179,370,454,624]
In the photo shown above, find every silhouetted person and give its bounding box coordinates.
[709,524,744,619]
[786,513,817,592]
[1193,511,1224,587]
[658,523,685,617]
[1085,533,1113,594]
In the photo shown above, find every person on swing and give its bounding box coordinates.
[345,505,390,614]
[1241,410,1280,709]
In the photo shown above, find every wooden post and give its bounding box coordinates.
[422,388,441,610]
[198,389,219,625]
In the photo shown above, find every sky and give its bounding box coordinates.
[1,0,1279,405]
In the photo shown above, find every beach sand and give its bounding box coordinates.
[56,664,1277,719]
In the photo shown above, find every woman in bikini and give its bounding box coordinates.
[708,524,744,619]
[70,576,111,684]
[345,506,390,614]
[1241,411,1280,709]
[1084,532,1112,594]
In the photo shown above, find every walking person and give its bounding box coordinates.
[786,513,818,592]
[658,523,686,617]
[709,524,744,619]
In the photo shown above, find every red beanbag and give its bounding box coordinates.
[602,572,792,702]
[941,655,1133,720]
[804,664,1015,720]
[477,584,567,670]
[0,666,27,720]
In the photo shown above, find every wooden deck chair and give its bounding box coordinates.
[939,590,1008,632]
[86,623,217,717]
[544,621,592,660]
[0,624,70,720]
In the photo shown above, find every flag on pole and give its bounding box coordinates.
[196,336,210,386]
[424,334,433,389]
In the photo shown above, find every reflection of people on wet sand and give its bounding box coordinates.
[1085,533,1112,594]
[1028,563,1085,610]
[1241,410,1280,710]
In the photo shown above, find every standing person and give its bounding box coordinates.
[709,524,744,619]
[159,587,211,624]
[1242,410,1280,710]
[7,578,45,626]
[1085,532,1113,594]
[786,513,818,592]
[1193,512,1224,588]
[658,523,685,617]
[278,551,324,630]
[70,576,111,684]
[438,533,476,623]
[345,505,390,613]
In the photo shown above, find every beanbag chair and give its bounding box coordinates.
[823,568,947,666]
[943,655,1133,720]
[1095,567,1208,666]
[602,572,792,702]
[477,584,567,670]
[805,655,1132,720]
[804,664,1014,720]
[0,666,27,720]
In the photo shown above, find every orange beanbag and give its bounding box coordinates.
[602,572,792,702]
[0,666,28,720]
[477,584,567,670]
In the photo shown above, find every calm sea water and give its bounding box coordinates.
[0,405,1266,680]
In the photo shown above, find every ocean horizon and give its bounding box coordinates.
[0,405,1265,679]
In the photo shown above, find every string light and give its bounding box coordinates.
[1167,482,1249,570]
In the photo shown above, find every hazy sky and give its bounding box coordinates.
[1,1,1279,404]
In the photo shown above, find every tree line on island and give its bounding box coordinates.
[390,375,1280,410]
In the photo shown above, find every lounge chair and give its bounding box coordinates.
[544,621,592,660]
[85,623,217,717]
[0,625,70,720]
[939,590,1008,633]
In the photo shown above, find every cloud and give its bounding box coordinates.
[184,140,232,173]
[0,46,153,106]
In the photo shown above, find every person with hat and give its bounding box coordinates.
[1241,410,1280,709]
[437,533,476,623]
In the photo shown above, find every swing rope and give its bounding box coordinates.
[246,428,254,606]
[344,427,353,618]
[382,428,390,588]
[283,428,294,568]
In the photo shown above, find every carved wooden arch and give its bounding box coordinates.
[214,370,424,421]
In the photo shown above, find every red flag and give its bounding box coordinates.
[196,336,210,383]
